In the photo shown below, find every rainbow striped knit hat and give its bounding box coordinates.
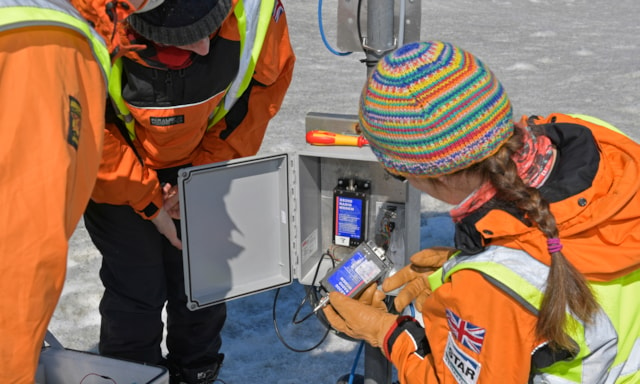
[359,41,514,177]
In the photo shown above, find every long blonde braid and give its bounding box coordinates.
[477,127,599,352]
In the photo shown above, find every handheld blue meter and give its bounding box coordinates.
[319,240,392,299]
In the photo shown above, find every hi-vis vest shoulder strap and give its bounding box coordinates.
[108,0,275,141]
[428,246,640,383]
[211,0,275,126]
[565,114,626,136]
[0,0,110,87]
[539,113,628,138]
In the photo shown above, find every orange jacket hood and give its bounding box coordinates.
[70,0,146,59]
[459,114,640,281]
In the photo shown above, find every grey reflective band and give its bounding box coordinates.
[441,246,624,383]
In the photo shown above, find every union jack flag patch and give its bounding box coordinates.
[273,0,284,22]
[446,309,486,353]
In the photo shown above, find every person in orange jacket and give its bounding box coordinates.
[323,41,640,383]
[0,0,159,382]
[71,0,295,382]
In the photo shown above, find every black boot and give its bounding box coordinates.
[167,354,224,384]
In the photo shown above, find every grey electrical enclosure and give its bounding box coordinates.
[178,144,421,311]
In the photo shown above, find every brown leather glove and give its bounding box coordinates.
[356,283,387,311]
[323,289,397,349]
[382,247,456,312]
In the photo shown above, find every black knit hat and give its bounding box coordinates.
[128,0,232,46]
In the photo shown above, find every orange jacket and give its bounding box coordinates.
[387,114,640,383]
[73,0,295,218]
[69,0,143,58]
[0,8,108,382]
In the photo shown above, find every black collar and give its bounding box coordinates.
[453,121,600,255]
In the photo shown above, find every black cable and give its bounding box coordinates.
[292,251,335,324]
[272,251,335,352]
[272,288,330,353]
[356,0,363,50]
[291,287,316,325]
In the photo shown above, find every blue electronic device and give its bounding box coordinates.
[319,240,392,299]
[332,178,370,247]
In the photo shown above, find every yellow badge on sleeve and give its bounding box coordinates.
[67,95,81,150]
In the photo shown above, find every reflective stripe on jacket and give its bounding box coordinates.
[213,0,275,124]
[394,114,640,384]
[429,246,640,383]
[0,0,110,86]
[90,0,294,218]
[109,0,273,141]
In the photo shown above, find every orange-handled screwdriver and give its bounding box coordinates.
[306,130,369,147]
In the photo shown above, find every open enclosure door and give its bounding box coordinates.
[178,154,292,310]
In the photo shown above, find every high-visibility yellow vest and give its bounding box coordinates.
[0,0,110,87]
[108,0,275,141]
[429,246,640,383]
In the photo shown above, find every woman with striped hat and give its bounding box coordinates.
[323,41,640,383]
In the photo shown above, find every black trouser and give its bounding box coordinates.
[84,199,226,369]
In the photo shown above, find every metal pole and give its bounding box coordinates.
[363,2,395,382]
[364,0,395,75]
[362,3,395,382]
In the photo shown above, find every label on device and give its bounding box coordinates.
[320,240,392,299]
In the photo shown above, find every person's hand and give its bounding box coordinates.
[382,247,456,312]
[323,290,397,349]
[151,207,182,249]
[162,183,180,220]
[356,283,387,311]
